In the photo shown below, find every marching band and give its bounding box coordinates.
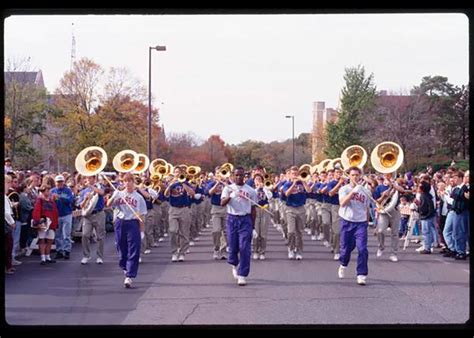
[7,139,456,288]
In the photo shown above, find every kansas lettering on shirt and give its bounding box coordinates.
[338,184,371,222]
[111,190,147,220]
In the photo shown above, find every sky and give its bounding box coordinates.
[4,13,469,145]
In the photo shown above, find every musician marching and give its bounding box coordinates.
[107,173,147,288]
[78,175,106,265]
[207,166,229,260]
[164,166,195,262]
[282,166,311,260]
[252,173,273,260]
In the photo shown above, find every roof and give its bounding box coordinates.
[4,71,45,88]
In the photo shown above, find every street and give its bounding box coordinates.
[5,224,470,325]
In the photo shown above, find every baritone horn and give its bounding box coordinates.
[149,158,169,176]
[75,146,108,176]
[341,145,368,170]
[112,150,140,173]
[298,164,312,181]
[218,163,234,179]
[370,141,404,174]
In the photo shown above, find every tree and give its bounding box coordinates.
[325,65,376,158]
[4,58,49,167]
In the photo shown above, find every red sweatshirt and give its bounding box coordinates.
[32,197,59,231]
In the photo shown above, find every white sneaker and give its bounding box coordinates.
[139,257,142,263]
[305,228,311,235]
[80,257,91,265]
[416,246,425,252]
[171,254,178,262]
[123,270,127,275]
[357,275,367,285]
[333,253,340,260]
[189,241,195,246]
[12,259,22,266]
[144,249,151,255]
[232,265,238,279]
[124,277,132,288]
[96,257,104,264]
[253,253,259,260]
[259,254,265,260]
[152,242,159,247]
[376,249,383,257]
[389,255,398,262]
[288,250,295,260]
[226,247,230,253]
[158,237,164,242]
[338,265,346,279]
[323,241,330,248]
[317,233,324,241]
[213,251,219,260]
[237,276,247,286]
[194,237,200,241]
[295,254,303,260]
[430,247,434,253]
[311,235,317,241]
[178,254,185,262]
[163,233,168,237]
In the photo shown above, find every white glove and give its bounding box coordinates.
[194,193,202,200]
[252,229,258,239]
[140,232,145,240]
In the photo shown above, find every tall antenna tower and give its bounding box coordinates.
[70,22,76,70]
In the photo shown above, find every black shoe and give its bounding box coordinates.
[40,260,47,265]
[455,253,467,260]
[443,250,455,257]
[439,248,448,254]
[46,259,56,264]
[64,252,70,260]
[419,249,431,254]
[55,252,64,259]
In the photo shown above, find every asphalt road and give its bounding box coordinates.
[5,223,470,326]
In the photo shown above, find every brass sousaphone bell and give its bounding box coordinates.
[298,164,312,181]
[370,141,404,174]
[133,153,150,174]
[112,150,140,173]
[75,146,108,176]
[341,145,368,170]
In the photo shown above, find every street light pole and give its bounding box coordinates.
[285,115,295,165]
[148,45,166,160]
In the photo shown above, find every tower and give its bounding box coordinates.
[71,22,76,70]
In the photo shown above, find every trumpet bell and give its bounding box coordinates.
[133,153,150,174]
[370,142,404,174]
[75,146,108,177]
[264,179,274,189]
[112,150,140,173]
[341,145,368,170]
[218,162,234,178]
[187,165,201,177]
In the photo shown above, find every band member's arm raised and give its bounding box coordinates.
[329,178,345,197]
[284,181,297,197]
[182,182,196,198]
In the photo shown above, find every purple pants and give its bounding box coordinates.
[226,214,253,277]
[115,219,141,278]
[339,219,368,276]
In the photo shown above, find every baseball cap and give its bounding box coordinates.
[55,175,65,182]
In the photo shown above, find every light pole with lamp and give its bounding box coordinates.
[285,115,295,166]
[148,45,166,160]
